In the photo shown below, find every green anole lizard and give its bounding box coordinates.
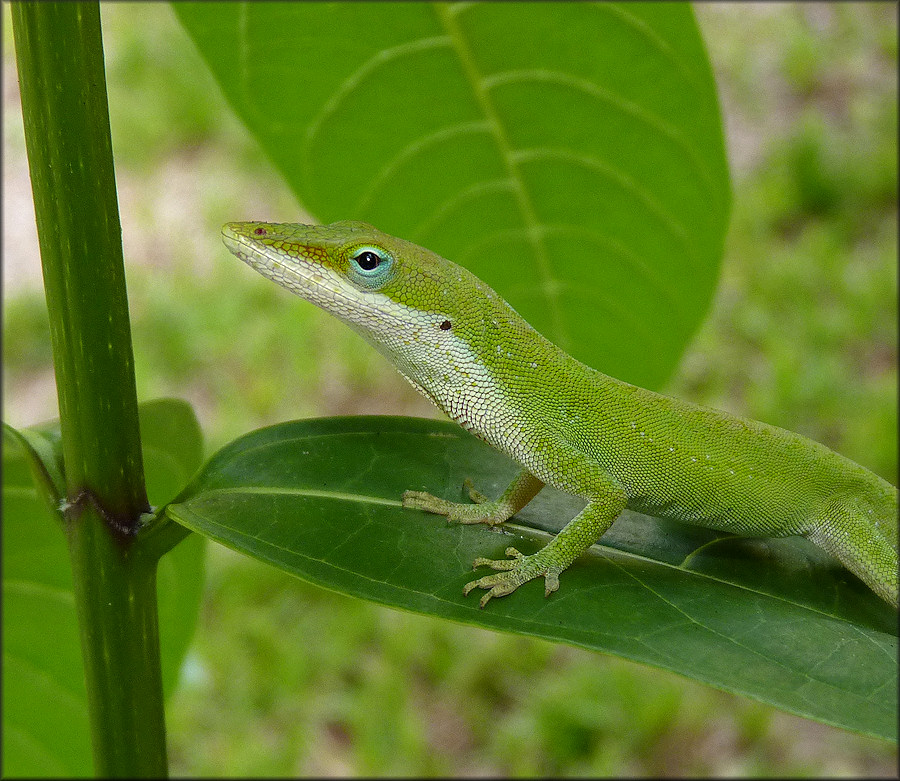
[222,220,898,608]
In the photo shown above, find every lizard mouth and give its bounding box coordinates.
[222,222,322,290]
[221,222,379,316]
[220,223,289,271]
[220,224,251,268]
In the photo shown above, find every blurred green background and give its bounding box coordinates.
[3,2,896,776]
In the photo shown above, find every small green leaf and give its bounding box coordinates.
[1,399,206,777]
[174,1,730,390]
[2,429,90,777]
[2,423,65,513]
[166,416,897,741]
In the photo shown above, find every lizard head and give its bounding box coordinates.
[221,220,469,322]
[221,220,509,385]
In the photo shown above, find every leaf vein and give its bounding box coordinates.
[483,67,717,198]
[354,121,492,217]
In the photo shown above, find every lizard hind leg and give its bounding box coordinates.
[807,496,899,607]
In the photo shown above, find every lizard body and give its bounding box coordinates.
[222,220,898,607]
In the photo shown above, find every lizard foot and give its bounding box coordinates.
[463,547,562,608]
[402,481,506,525]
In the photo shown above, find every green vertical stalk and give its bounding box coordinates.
[11,3,168,776]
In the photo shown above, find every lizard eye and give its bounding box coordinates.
[354,250,381,271]
[348,245,393,289]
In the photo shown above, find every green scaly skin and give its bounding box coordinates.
[222,220,898,608]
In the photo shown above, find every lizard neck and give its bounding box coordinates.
[363,287,604,454]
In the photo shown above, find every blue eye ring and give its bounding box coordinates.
[348,245,393,289]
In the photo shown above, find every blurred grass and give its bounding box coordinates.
[2,2,897,776]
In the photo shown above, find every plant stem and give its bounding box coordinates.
[11,2,168,775]
[67,502,169,776]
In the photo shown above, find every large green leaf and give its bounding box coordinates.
[173,1,730,390]
[1,399,206,777]
[166,416,897,741]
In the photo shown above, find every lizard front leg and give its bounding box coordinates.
[463,486,627,607]
[402,469,544,525]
